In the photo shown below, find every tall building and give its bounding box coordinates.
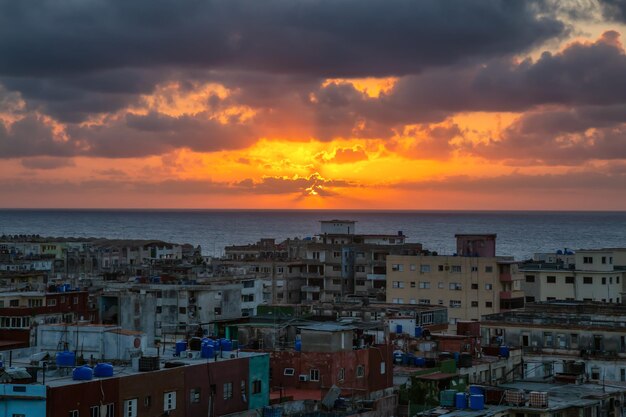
[386,234,524,329]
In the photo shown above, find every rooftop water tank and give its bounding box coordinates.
[221,339,233,352]
[56,351,76,367]
[175,341,187,356]
[94,363,114,378]
[294,340,302,352]
[469,394,485,410]
[201,343,214,359]
[72,365,94,381]
[455,392,467,409]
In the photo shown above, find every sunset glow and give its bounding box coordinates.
[1,1,626,209]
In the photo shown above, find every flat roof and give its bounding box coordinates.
[298,323,356,332]
[43,351,267,388]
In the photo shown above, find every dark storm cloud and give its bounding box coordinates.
[469,104,626,164]
[600,0,626,22]
[0,115,81,158]
[67,112,256,158]
[0,0,565,77]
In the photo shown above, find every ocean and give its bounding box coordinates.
[0,210,625,261]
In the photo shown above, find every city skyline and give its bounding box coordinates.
[1,1,626,209]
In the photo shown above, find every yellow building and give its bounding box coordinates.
[385,235,524,330]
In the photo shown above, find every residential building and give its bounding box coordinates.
[0,289,94,349]
[101,279,266,346]
[481,301,626,382]
[386,234,523,329]
[521,248,626,303]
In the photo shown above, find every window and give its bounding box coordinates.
[471,266,478,272]
[418,281,430,289]
[69,412,79,417]
[190,388,201,404]
[449,300,461,308]
[242,294,254,302]
[420,265,431,273]
[546,276,556,283]
[143,396,151,407]
[356,365,365,378]
[223,382,233,400]
[485,284,493,290]
[583,277,593,284]
[418,299,430,304]
[28,299,43,307]
[105,404,114,417]
[392,281,405,289]
[284,368,295,376]
[356,280,365,286]
[391,264,404,272]
[485,301,493,308]
[47,299,57,307]
[544,332,553,347]
[451,265,461,273]
[602,277,607,285]
[337,368,345,381]
[438,282,444,289]
[621,368,626,382]
[409,298,416,304]
[179,307,186,314]
[525,275,535,283]
[164,391,176,411]
[471,301,479,307]
[332,279,341,285]
[90,406,99,417]
[410,264,416,271]
[566,276,574,284]
[355,266,365,273]
[392,298,404,304]
[438,265,444,271]
[449,282,462,290]
[583,256,593,264]
[214,307,222,315]
[610,277,613,284]
[380,362,386,374]
[485,266,493,273]
[252,379,262,394]
[410,281,416,288]
[332,266,341,271]
[471,283,478,290]
[310,369,320,381]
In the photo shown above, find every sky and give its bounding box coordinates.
[1,0,626,210]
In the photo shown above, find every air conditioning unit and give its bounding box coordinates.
[299,374,309,381]
[186,351,201,359]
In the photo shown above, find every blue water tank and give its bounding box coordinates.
[295,340,302,352]
[393,352,403,364]
[72,365,94,381]
[58,285,66,293]
[175,340,187,356]
[56,351,76,367]
[94,363,114,377]
[499,346,510,358]
[221,339,233,352]
[414,326,422,337]
[469,394,484,410]
[0,360,3,368]
[395,324,403,334]
[402,354,411,365]
[201,343,214,359]
[469,385,484,396]
[455,393,467,409]
[453,352,460,364]
[415,357,426,367]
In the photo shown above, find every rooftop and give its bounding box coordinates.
[42,350,267,388]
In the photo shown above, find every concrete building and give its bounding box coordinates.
[101,279,266,346]
[521,248,626,304]
[481,301,626,382]
[386,235,523,329]
[0,289,95,349]
[217,220,423,305]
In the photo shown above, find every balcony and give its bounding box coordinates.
[366,274,386,281]
[499,273,512,282]
[301,286,321,293]
[499,290,524,299]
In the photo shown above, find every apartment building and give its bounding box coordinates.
[217,220,423,304]
[101,278,267,345]
[386,234,523,328]
[482,301,626,382]
[521,248,626,303]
